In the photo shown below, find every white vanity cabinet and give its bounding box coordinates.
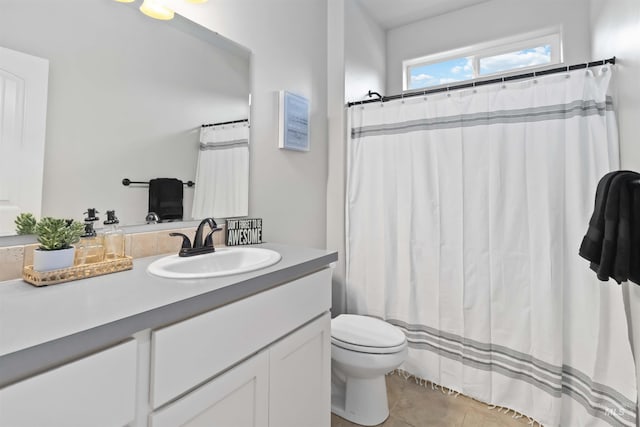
[0,340,137,427]
[150,268,332,427]
[0,245,337,427]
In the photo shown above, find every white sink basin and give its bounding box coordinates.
[147,247,282,279]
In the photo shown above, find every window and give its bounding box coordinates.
[403,30,562,91]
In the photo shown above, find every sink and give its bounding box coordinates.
[147,247,282,279]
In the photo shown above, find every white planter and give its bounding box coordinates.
[32,247,76,272]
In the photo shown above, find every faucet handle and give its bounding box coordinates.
[170,233,192,249]
[204,227,223,247]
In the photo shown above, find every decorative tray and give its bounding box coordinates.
[23,256,133,287]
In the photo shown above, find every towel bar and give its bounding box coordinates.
[122,178,195,187]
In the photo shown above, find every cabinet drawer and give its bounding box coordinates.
[151,267,332,408]
[0,339,137,427]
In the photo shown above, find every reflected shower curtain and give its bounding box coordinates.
[346,66,637,426]
[192,121,249,219]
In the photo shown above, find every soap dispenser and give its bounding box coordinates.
[103,210,125,260]
[75,209,104,265]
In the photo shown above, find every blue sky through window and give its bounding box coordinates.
[408,57,473,90]
[408,45,552,90]
[480,45,551,75]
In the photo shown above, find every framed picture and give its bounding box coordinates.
[278,91,309,152]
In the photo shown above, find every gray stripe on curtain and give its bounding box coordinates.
[199,139,249,151]
[392,320,636,426]
[391,318,636,413]
[352,98,614,139]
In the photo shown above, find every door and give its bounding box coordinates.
[0,46,48,235]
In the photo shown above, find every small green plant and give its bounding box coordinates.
[14,213,37,235]
[34,217,85,251]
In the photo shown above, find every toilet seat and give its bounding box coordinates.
[331,336,407,354]
[331,314,407,354]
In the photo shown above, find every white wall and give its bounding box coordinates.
[344,0,387,102]
[590,0,640,171]
[165,0,329,249]
[590,0,640,422]
[386,0,593,94]
[0,0,249,226]
[327,0,346,315]
[326,0,386,315]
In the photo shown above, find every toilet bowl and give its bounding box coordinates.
[331,314,408,426]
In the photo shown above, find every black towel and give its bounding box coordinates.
[579,171,618,264]
[596,172,637,282]
[580,170,640,285]
[148,178,184,221]
[630,185,640,284]
[613,178,630,282]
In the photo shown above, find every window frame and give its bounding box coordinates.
[402,28,563,91]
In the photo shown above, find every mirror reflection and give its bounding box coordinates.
[0,0,251,236]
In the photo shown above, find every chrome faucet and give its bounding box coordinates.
[170,217,222,257]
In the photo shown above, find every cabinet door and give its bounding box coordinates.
[0,340,137,427]
[269,312,331,427]
[151,350,269,427]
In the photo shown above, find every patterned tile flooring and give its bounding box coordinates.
[331,374,534,427]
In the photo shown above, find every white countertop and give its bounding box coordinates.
[0,243,337,384]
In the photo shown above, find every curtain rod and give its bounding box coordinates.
[201,118,249,128]
[347,57,616,107]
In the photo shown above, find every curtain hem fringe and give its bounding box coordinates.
[388,369,545,426]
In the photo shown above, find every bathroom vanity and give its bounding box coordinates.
[0,243,337,427]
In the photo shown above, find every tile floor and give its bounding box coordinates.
[331,374,534,427]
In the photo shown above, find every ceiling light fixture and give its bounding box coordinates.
[139,0,175,20]
[116,0,208,21]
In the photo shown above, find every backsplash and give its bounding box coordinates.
[0,225,226,282]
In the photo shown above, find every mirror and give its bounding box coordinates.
[0,0,251,237]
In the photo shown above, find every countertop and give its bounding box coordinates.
[0,243,337,385]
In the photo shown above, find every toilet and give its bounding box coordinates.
[331,314,408,426]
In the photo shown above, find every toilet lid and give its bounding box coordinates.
[331,315,406,349]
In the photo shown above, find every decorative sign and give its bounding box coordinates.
[226,218,263,246]
[278,91,309,151]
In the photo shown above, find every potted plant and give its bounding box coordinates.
[14,213,37,235]
[32,217,85,272]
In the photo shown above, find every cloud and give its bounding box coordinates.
[439,77,460,84]
[480,47,551,75]
[412,73,434,81]
[451,58,473,74]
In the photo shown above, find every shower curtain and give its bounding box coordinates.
[192,121,249,219]
[346,66,637,427]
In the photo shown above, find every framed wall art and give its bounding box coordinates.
[278,91,309,152]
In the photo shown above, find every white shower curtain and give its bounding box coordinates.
[346,66,637,426]
[192,121,249,219]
